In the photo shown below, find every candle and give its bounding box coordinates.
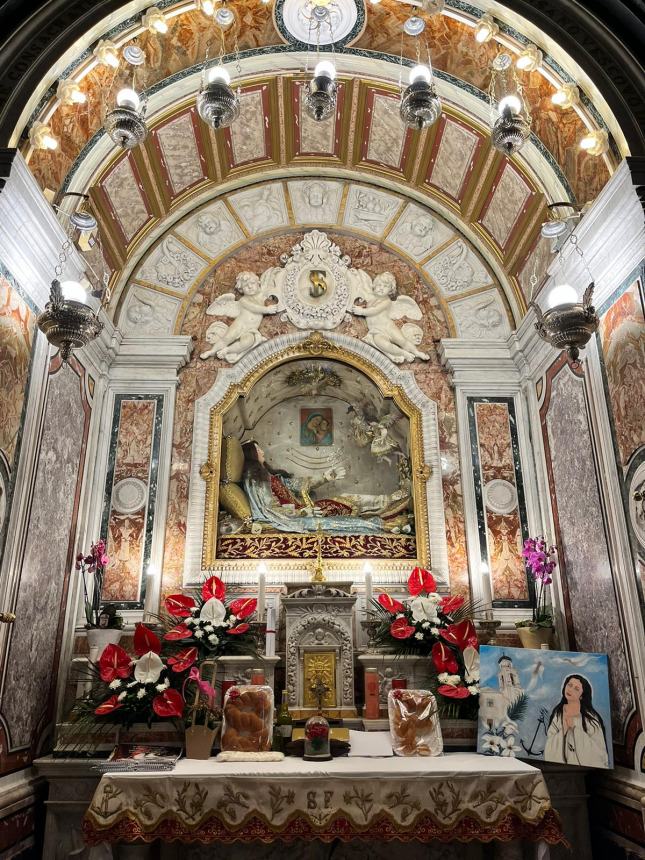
[363,561,373,613]
[265,604,276,657]
[480,561,494,620]
[257,562,267,620]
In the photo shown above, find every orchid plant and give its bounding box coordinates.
[517,537,556,629]
[76,539,122,630]
[371,567,480,717]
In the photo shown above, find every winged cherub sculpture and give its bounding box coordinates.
[200,271,282,363]
[350,272,430,363]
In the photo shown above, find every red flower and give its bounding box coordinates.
[431,641,458,675]
[306,723,329,740]
[390,617,416,639]
[164,593,196,617]
[438,684,470,699]
[167,647,198,673]
[133,623,161,656]
[440,595,465,615]
[228,688,240,700]
[98,644,131,683]
[226,623,250,635]
[229,597,257,620]
[95,695,123,715]
[440,619,478,652]
[152,688,185,719]
[202,576,225,602]
[164,624,193,641]
[377,593,405,614]
[407,567,436,596]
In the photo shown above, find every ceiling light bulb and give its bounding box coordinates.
[198,0,215,15]
[60,281,88,304]
[579,129,609,156]
[409,64,432,85]
[516,44,542,72]
[498,94,522,115]
[116,88,141,111]
[369,0,382,5]
[314,59,336,80]
[547,284,578,309]
[93,39,120,68]
[142,7,168,33]
[207,65,231,85]
[29,122,58,150]
[474,13,498,43]
[551,83,579,109]
[57,79,86,105]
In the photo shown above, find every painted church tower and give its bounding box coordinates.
[498,655,523,700]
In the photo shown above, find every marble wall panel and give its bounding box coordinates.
[287,180,343,225]
[1,362,88,749]
[473,400,528,602]
[118,286,182,336]
[543,363,633,732]
[427,119,479,202]
[136,236,206,293]
[154,111,205,195]
[228,183,289,235]
[343,186,400,237]
[449,290,511,339]
[229,89,268,165]
[175,200,244,259]
[387,204,453,262]
[480,164,532,250]
[101,397,163,606]
[365,93,406,169]
[101,157,150,244]
[518,237,553,300]
[423,239,492,297]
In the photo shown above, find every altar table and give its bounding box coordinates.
[82,752,566,852]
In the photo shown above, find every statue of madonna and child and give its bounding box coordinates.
[217,437,413,537]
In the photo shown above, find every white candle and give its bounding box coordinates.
[257,562,267,620]
[363,561,373,612]
[480,562,494,620]
[265,605,276,658]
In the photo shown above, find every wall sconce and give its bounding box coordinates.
[474,13,498,44]
[142,6,168,33]
[57,79,87,106]
[551,83,579,109]
[93,39,120,68]
[516,44,542,72]
[579,129,609,156]
[29,121,58,150]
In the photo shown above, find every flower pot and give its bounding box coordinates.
[185,725,216,760]
[86,627,122,656]
[516,626,555,649]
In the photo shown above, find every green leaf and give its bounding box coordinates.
[506,692,528,723]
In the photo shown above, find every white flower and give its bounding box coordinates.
[439,673,461,687]
[427,593,442,604]
[227,618,236,627]
[108,680,122,689]
[208,634,219,644]
[501,718,519,737]
[414,632,424,640]
[481,733,502,754]
[133,651,164,685]
[200,597,226,626]
[468,685,479,696]
[204,624,214,633]
[156,682,167,692]
[430,627,439,636]
[118,691,127,701]
[421,621,430,629]
[194,629,204,639]
[185,617,195,627]
[410,595,439,624]
[500,735,521,757]
[136,688,147,699]
[396,613,405,619]
[438,673,449,683]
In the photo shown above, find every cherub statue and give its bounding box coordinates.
[200,271,281,363]
[350,272,430,363]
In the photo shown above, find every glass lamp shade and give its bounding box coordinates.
[60,280,88,304]
[116,88,141,111]
[547,284,578,308]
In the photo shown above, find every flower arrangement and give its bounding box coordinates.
[76,539,122,630]
[371,567,480,717]
[162,575,259,659]
[516,537,556,630]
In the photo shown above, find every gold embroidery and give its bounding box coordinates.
[175,781,208,822]
[133,786,166,820]
[90,784,124,820]
[216,784,251,821]
[342,786,374,822]
[384,785,422,822]
[268,785,296,817]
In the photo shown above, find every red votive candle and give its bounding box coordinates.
[221,678,236,705]
[391,678,407,690]
[364,667,380,720]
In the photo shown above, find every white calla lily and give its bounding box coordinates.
[463,644,480,684]
[133,650,164,685]
[410,595,439,624]
[200,597,227,626]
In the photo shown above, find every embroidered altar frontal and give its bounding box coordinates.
[83,753,566,846]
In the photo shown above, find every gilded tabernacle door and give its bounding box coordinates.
[184,331,448,581]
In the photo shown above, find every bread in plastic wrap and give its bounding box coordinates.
[387,688,443,756]
[221,685,274,752]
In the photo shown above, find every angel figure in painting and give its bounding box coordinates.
[200,271,281,363]
[351,272,430,364]
[544,674,609,768]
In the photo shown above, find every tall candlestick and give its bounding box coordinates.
[257,562,267,620]
[265,605,276,658]
[363,561,373,613]
[480,561,494,620]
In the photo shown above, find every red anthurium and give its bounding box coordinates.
[98,644,132,683]
[229,597,257,620]
[167,647,198,673]
[164,624,193,641]
[407,567,436,596]
[377,593,405,614]
[133,623,161,656]
[152,688,185,719]
[440,619,478,652]
[202,576,225,602]
[95,695,123,715]
[440,595,465,615]
[438,684,470,699]
[390,617,416,639]
[226,623,250,635]
[431,641,459,675]
[164,593,196,617]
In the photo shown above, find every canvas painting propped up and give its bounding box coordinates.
[477,645,612,769]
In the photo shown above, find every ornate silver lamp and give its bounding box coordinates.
[105,87,148,149]
[197,65,240,129]
[489,53,531,155]
[37,278,103,363]
[305,59,337,121]
[400,63,441,130]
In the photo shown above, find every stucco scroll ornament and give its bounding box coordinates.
[200,271,283,362]
[349,272,430,364]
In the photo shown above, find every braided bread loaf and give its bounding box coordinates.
[221,685,273,752]
[387,688,443,757]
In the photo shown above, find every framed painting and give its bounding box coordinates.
[300,407,334,446]
[477,644,613,769]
